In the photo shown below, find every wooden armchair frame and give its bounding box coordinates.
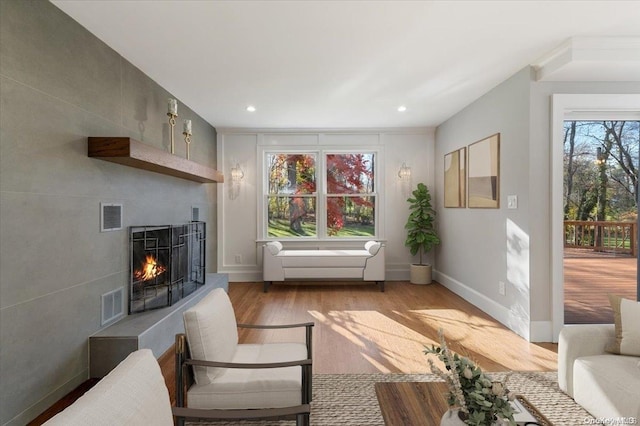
[174,321,314,426]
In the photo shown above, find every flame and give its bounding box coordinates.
[135,254,166,281]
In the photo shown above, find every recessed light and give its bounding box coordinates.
[397,105,407,112]
[246,105,256,112]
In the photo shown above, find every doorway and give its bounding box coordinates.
[551,94,640,341]
[562,120,639,324]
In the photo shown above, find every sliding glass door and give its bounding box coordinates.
[563,120,639,323]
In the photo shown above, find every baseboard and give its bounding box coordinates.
[434,270,530,341]
[6,369,87,426]
[530,321,554,343]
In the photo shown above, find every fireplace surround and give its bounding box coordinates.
[129,222,205,314]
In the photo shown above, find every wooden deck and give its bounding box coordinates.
[564,248,637,323]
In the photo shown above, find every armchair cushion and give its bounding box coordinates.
[607,294,640,356]
[183,288,238,384]
[187,342,307,410]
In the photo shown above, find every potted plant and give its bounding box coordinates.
[404,182,440,284]
[425,329,516,425]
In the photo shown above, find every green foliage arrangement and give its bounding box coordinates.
[404,183,440,265]
[425,330,516,426]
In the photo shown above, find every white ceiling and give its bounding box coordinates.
[51,1,640,129]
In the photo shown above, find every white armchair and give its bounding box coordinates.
[175,288,313,426]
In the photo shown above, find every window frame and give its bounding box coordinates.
[259,147,382,241]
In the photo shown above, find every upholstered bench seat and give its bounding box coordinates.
[263,241,385,292]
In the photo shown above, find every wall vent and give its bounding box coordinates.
[101,287,124,326]
[101,203,123,232]
[191,206,200,222]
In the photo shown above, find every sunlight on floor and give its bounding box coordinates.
[308,307,557,373]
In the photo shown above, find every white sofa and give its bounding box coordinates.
[44,349,173,426]
[558,324,640,419]
[263,240,385,292]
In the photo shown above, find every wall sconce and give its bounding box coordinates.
[398,162,411,181]
[231,163,244,184]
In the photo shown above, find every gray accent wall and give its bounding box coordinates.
[0,1,218,424]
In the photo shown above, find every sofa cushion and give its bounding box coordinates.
[183,288,238,384]
[187,342,307,409]
[44,349,173,426]
[607,294,640,356]
[573,354,640,419]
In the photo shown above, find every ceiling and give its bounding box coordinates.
[51,1,640,129]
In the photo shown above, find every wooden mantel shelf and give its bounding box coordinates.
[88,137,224,183]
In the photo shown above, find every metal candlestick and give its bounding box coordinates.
[167,112,178,154]
[183,132,192,160]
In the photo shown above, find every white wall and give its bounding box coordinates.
[436,65,640,342]
[217,129,435,282]
[434,68,533,340]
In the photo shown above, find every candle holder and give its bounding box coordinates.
[167,112,178,154]
[183,131,192,160]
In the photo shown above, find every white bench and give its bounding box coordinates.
[262,241,385,292]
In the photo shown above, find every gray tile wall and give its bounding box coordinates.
[0,1,218,424]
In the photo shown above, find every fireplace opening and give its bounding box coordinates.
[129,222,205,314]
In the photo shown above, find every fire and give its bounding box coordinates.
[135,254,166,281]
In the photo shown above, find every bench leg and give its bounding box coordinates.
[378,281,385,292]
[263,281,271,293]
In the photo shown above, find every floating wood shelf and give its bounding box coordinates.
[88,137,223,183]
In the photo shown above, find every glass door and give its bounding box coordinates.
[563,120,639,323]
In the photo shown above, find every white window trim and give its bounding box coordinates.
[258,146,384,241]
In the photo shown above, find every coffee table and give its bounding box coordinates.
[375,382,553,426]
[375,381,448,426]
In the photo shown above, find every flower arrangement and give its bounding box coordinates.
[424,330,516,426]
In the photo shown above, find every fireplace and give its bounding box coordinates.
[129,222,205,314]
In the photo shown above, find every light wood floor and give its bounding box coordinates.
[30,280,558,425]
[229,281,558,373]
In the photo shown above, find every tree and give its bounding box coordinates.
[326,154,374,235]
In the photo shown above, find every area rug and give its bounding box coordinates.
[186,372,593,425]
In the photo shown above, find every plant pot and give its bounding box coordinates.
[440,409,466,426]
[410,264,432,285]
[441,409,503,426]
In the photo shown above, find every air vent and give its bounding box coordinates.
[192,206,200,222]
[101,203,123,232]
[101,287,124,326]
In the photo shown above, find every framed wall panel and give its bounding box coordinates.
[444,147,466,208]
[468,133,500,208]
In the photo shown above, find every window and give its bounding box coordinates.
[267,154,317,237]
[264,151,378,239]
[326,153,375,237]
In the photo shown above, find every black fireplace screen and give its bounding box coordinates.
[129,222,205,314]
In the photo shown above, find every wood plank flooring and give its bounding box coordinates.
[29,280,557,424]
[229,281,557,373]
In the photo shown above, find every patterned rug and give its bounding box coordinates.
[186,372,593,425]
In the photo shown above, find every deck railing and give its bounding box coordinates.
[564,220,636,256]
